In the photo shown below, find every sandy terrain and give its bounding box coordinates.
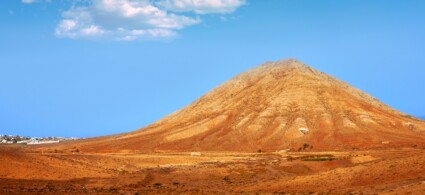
[2,59,425,194]
[1,144,424,194]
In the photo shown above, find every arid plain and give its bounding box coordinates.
[1,59,425,194]
[1,145,425,194]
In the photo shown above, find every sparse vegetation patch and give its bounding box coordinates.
[302,157,337,161]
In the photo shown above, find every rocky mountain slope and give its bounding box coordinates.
[50,59,425,152]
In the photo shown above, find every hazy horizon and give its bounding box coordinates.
[1,0,425,137]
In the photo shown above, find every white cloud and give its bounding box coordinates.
[91,0,200,29]
[51,0,245,41]
[117,28,177,41]
[57,20,77,32]
[55,0,202,41]
[81,25,105,35]
[156,0,246,14]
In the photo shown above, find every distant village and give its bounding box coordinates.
[0,134,80,145]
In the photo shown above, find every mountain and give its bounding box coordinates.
[54,59,425,152]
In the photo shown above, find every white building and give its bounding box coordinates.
[299,127,309,135]
[190,152,201,156]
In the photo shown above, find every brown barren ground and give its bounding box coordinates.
[2,59,425,194]
[1,144,425,194]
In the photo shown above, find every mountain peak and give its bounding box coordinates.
[260,58,307,69]
[231,59,319,86]
[63,59,425,152]
[275,58,306,67]
[254,58,316,77]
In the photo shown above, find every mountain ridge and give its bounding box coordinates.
[42,59,425,152]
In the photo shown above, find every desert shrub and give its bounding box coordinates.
[223,176,231,183]
[302,157,337,161]
[153,183,163,189]
[287,156,293,162]
[172,182,180,186]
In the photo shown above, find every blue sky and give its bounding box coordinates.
[1,0,424,137]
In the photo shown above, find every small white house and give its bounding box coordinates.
[299,127,309,135]
[190,152,201,157]
[403,122,414,130]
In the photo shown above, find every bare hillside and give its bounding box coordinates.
[43,59,425,152]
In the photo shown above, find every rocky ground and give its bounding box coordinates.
[1,145,425,194]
